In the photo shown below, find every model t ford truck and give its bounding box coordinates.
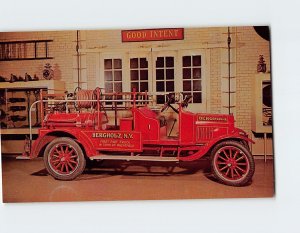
[22,88,255,186]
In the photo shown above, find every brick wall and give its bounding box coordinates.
[210,47,222,113]
[0,27,271,133]
[0,30,75,92]
[236,27,270,132]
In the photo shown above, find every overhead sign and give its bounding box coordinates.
[122,28,184,42]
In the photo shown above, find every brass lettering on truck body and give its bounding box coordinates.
[92,132,133,139]
[197,115,227,122]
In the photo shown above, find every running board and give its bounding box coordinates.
[90,155,179,162]
[16,155,31,160]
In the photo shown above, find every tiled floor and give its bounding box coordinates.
[1,157,275,202]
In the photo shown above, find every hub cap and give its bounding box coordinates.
[48,143,79,175]
[214,146,250,181]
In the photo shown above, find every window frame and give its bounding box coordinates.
[178,49,207,113]
[103,58,123,93]
[99,54,125,106]
[97,50,208,112]
[182,54,202,104]
[152,51,178,105]
[129,57,150,93]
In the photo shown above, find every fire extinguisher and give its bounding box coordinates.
[22,135,31,157]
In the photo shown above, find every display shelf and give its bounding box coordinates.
[0,80,66,154]
[0,40,53,61]
[0,80,65,131]
[0,80,65,93]
[251,73,273,160]
[0,128,39,135]
[251,73,272,133]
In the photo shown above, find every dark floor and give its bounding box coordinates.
[1,157,275,202]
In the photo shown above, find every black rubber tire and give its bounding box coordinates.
[43,137,86,181]
[210,140,255,186]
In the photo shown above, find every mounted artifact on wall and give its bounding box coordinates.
[257,55,267,73]
[43,63,54,80]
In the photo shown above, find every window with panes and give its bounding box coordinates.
[104,58,122,104]
[182,55,202,103]
[155,56,175,104]
[130,58,149,92]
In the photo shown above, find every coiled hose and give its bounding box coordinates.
[75,87,102,109]
[76,89,97,108]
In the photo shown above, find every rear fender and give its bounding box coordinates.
[30,130,96,158]
[75,133,97,157]
[30,134,57,158]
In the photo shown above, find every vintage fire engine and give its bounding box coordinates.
[23,88,255,186]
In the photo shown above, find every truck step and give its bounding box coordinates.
[16,155,31,160]
[89,155,179,162]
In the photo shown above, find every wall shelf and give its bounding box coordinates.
[0,80,65,154]
[1,128,38,135]
[0,40,53,61]
[0,80,65,91]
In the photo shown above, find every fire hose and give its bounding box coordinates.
[76,89,97,108]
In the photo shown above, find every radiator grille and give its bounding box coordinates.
[197,127,215,141]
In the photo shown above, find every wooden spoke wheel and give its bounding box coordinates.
[210,141,255,186]
[44,137,86,180]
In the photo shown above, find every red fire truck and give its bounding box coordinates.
[23,88,255,186]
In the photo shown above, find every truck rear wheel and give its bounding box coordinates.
[44,137,86,180]
[210,140,255,186]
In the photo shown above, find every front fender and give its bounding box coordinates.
[179,135,254,161]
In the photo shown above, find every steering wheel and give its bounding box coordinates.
[181,94,193,108]
[161,93,175,112]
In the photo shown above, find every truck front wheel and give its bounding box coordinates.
[210,140,255,186]
[43,137,86,180]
